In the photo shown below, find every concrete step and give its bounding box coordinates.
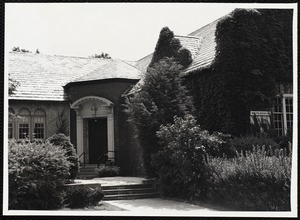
[102,183,160,201]
[102,192,161,201]
[102,187,156,195]
[101,184,153,190]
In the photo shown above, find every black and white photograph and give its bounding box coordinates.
[3,2,298,217]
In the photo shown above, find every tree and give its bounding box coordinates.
[90,52,111,59]
[124,58,194,177]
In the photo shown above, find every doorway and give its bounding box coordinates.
[88,118,108,164]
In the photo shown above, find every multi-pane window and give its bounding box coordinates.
[8,122,13,139]
[18,108,31,139]
[33,109,46,139]
[273,97,284,136]
[8,108,15,139]
[285,97,293,130]
[272,95,293,136]
[19,123,29,139]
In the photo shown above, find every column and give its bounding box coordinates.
[76,113,84,163]
[107,114,115,161]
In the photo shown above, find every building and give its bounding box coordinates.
[8,9,293,175]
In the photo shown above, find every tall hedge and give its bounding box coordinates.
[185,9,293,136]
[124,58,194,177]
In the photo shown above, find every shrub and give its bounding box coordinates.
[151,114,228,200]
[9,139,71,210]
[206,146,291,211]
[228,135,280,156]
[96,166,120,177]
[47,133,78,179]
[64,185,104,209]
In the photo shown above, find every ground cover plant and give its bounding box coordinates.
[9,139,71,210]
[206,145,291,211]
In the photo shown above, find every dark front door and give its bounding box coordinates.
[88,118,107,164]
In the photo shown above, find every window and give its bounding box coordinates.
[8,108,15,139]
[33,109,46,139]
[272,95,293,136]
[18,108,31,139]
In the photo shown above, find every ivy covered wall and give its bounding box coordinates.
[185,9,293,136]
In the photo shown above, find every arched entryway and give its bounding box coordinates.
[70,96,114,164]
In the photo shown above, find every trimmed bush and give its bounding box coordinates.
[47,133,78,179]
[9,139,71,210]
[206,146,291,211]
[96,166,120,177]
[151,115,228,200]
[64,185,104,209]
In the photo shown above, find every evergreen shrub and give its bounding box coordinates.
[47,133,78,179]
[151,115,228,200]
[8,139,71,210]
[96,166,120,177]
[206,146,291,210]
[64,185,104,209]
[124,58,194,177]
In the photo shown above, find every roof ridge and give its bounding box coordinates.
[174,35,201,39]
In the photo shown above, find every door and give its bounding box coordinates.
[88,118,108,164]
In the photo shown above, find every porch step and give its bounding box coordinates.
[102,183,160,201]
[77,164,98,179]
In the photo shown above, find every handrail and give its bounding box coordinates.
[78,151,86,167]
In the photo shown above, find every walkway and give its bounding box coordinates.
[69,176,218,214]
[104,198,217,214]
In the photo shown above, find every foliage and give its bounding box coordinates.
[56,108,69,135]
[95,166,120,177]
[151,114,229,200]
[228,135,280,156]
[47,134,78,179]
[124,58,194,177]
[8,74,19,95]
[149,27,192,68]
[64,185,104,209]
[185,9,293,136]
[8,139,71,210]
[206,145,291,211]
[90,52,111,59]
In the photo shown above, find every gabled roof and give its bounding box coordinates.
[134,16,223,76]
[67,59,141,85]
[8,52,138,101]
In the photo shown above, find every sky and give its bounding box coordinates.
[4,3,295,61]
[5,3,238,61]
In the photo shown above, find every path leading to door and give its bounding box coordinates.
[104,198,217,213]
[69,177,219,213]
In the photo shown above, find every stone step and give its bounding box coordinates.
[102,187,155,195]
[101,184,153,190]
[102,192,160,201]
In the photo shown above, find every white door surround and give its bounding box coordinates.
[70,96,114,163]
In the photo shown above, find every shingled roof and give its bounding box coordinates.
[67,59,141,85]
[8,52,140,101]
[134,16,223,76]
